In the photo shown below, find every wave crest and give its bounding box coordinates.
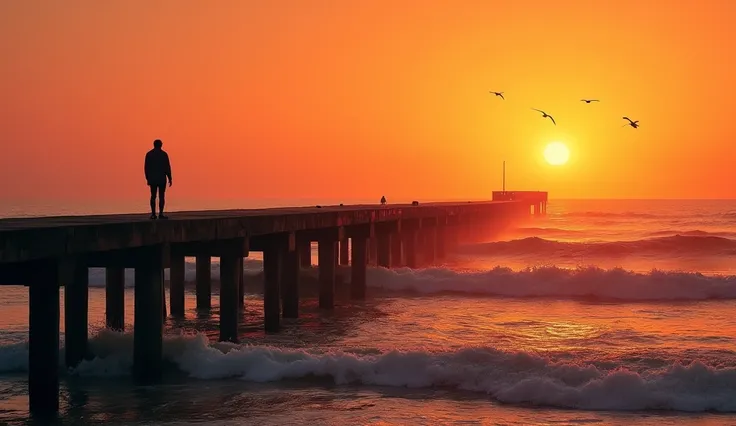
[2,332,734,412]
[465,235,736,258]
[366,265,736,300]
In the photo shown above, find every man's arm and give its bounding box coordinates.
[144,152,151,182]
[165,152,172,184]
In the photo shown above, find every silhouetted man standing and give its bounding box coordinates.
[144,139,172,219]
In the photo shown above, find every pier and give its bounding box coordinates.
[0,195,547,416]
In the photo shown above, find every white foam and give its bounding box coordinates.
[3,332,728,412]
[365,265,736,301]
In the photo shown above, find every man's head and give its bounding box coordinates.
[153,139,163,149]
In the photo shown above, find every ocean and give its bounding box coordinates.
[1,199,735,425]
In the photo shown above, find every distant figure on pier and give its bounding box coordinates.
[144,139,172,219]
[380,196,386,205]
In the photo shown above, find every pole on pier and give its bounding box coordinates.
[169,253,185,317]
[281,247,299,318]
[105,267,125,331]
[133,246,164,384]
[28,260,61,416]
[219,253,240,342]
[263,244,282,331]
[65,262,89,369]
[195,255,211,311]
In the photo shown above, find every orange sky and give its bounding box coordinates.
[1,1,735,203]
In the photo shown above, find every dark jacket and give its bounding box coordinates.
[144,148,172,186]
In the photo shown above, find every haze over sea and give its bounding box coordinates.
[1,199,736,425]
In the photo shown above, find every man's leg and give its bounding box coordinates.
[158,185,167,218]
[149,185,157,218]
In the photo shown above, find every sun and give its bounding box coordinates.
[543,142,570,166]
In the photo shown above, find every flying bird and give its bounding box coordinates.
[532,108,556,125]
[581,99,599,103]
[490,91,505,100]
[622,117,639,128]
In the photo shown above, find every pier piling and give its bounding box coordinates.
[219,253,240,342]
[133,246,164,384]
[65,262,89,369]
[263,243,282,332]
[28,260,60,416]
[318,232,340,309]
[339,238,350,266]
[195,255,211,311]
[169,253,185,317]
[281,247,300,318]
[105,267,125,331]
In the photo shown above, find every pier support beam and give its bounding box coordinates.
[298,239,311,268]
[390,234,402,267]
[368,238,378,266]
[339,238,350,266]
[252,233,293,332]
[377,234,391,268]
[423,227,436,265]
[238,256,245,310]
[435,221,447,260]
[346,224,372,300]
[281,246,299,318]
[133,246,164,384]
[219,252,240,343]
[29,260,61,416]
[65,262,89,369]
[169,253,185,317]
[105,267,125,331]
[195,255,211,311]
[401,219,421,269]
[316,227,342,309]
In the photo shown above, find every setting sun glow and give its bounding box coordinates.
[544,142,570,166]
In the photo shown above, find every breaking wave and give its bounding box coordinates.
[463,235,736,258]
[366,265,736,301]
[1,332,735,412]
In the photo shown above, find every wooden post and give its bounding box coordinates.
[281,248,299,318]
[390,234,402,267]
[298,239,311,268]
[169,254,185,317]
[133,247,164,384]
[65,262,88,369]
[195,255,211,310]
[377,234,391,268]
[238,256,245,311]
[339,238,350,266]
[28,260,60,415]
[219,254,240,342]
[105,267,125,331]
[318,239,336,309]
[263,244,282,332]
[404,230,418,268]
[350,237,368,300]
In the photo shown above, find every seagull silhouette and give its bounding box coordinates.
[532,108,556,125]
[581,99,600,103]
[489,91,505,100]
[622,117,639,128]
